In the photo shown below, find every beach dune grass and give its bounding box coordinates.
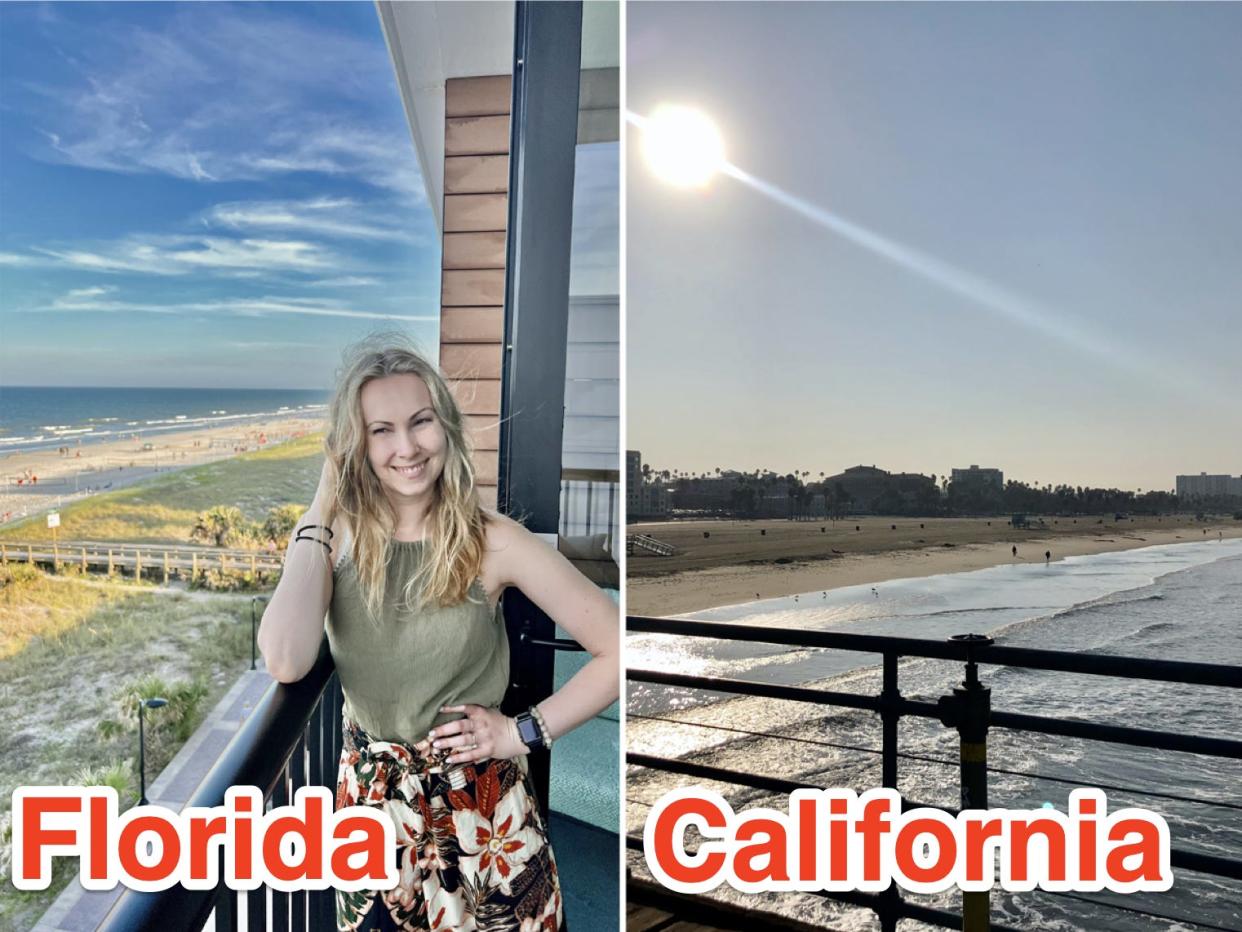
[0,567,253,928]
[0,564,126,659]
[0,434,322,546]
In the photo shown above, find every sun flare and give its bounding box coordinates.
[639,104,726,188]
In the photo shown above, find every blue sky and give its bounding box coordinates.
[628,2,1242,491]
[0,2,439,389]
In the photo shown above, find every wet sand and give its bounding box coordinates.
[0,415,323,526]
[627,516,1242,615]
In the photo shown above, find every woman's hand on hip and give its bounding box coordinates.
[430,704,527,765]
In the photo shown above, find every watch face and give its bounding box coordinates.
[517,715,540,746]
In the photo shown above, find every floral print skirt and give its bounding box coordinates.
[335,716,563,932]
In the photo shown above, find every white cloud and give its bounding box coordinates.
[63,285,117,299]
[305,276,381,288]
[36,235,341,276]
[204,197,419,244]
[21,8,426,202]
[40,288,434,322]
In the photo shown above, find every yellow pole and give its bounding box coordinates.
[250,554,257,576]
[81,547,87,572]
[135,550,142,581]
[27,544,33,565]
[192,552,198,581]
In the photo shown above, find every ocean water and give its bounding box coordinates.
[0,386,328,455]
[627,540,1242,930]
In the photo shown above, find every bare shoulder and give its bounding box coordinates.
[482,512,546,564]
[479,512,550,599]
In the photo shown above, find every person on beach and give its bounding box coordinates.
[259,340,618,931]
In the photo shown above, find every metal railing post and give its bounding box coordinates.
[940,633,993,932]
[878,651,902,932]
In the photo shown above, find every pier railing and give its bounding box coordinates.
[626,615,1242,932]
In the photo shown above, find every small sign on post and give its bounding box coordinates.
[48,512,60,569]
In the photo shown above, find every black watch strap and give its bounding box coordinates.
[515,710,545,751]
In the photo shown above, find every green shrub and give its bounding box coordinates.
[70,760,136,804]
[190,568,277,592]
[102,676,211,780]
[189,506,256,548]
[262,503,304,550]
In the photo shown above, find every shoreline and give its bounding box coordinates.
[627,520,1242,615]
[0,414,323,528]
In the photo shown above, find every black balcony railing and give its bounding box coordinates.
[98,603,593,931]
[99,643,342,931]
[626,615,1242,932]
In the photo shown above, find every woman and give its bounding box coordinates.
[258,338,619,931]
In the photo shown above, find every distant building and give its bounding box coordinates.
[1177,473,1242,499]
[626,449,671,518]
[642,482,671,517]
[821,465,939,514]
[950,465,1004,492]
[626,450,643,516]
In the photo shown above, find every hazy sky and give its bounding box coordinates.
[0,2,439,389]
[628,3,1241,492]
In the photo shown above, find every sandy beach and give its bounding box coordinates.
[0,415,323,527]
[627,516,1242,615]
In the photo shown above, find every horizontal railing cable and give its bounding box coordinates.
[1048,890,1242,932]
[627,752,952,815]
[628,711,1242,812]
[628,616,1242,687]
[630,668,1242,758]
[626,840,1024,932]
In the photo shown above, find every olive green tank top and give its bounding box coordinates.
[325,539,509,745]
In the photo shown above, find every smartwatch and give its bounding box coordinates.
[515,710,546,752]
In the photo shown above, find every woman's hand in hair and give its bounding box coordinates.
[430,704,527,765]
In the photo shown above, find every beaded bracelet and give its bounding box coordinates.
[529,704,553,750]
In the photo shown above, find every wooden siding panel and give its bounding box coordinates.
[442,269,505,307]
[444,156,509,195]
[441,306,505,344]
[466,415,501,452]
[441,342,503,380]
[443,232,507,270]
[444,116,510,157]
[444,194,508,233]
[445,76,512,118]
[472,452,499,485]
[450,378,502,415]
[441,76,510,520]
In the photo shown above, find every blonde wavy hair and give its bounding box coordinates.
[323,335,487,618]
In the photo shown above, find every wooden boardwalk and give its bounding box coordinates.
[1,538,282,581]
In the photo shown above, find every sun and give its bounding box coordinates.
[639,105,725,188]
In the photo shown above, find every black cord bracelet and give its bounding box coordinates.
[294,534,332,553]
[297,523,334,538]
